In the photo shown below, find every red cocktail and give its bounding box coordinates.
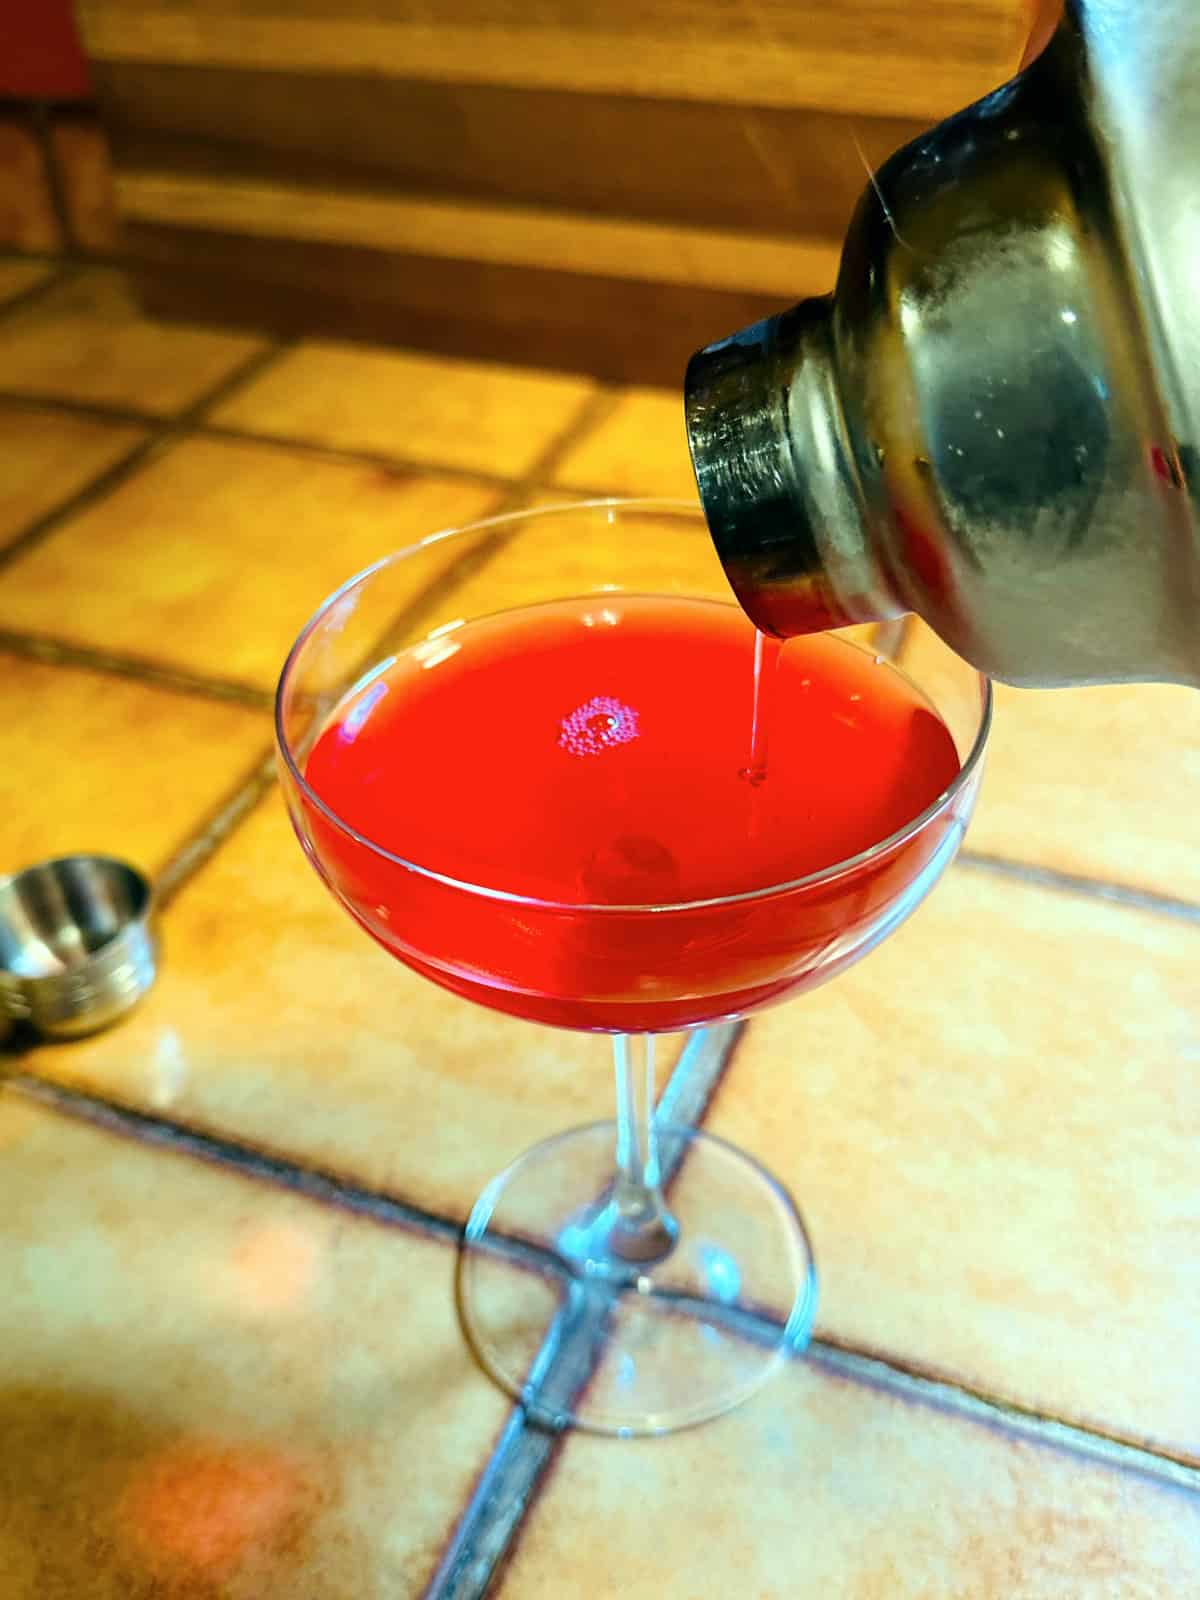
[277,501,990,1434]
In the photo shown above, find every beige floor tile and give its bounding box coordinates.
[0,259,54,306]
[0,268,265,413]
[500,1353,1200,1599]
[0,404,146,549]
[0,436,503,688]
[0,657,270,878]
[0,1088,508,1598]
[703,867,1200,1458]
[399,499,730,634]
[968,679,1200,901]
[551,386,700,501]
[22,792,686,1219]
[212,341,596,478]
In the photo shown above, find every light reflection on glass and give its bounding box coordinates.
[412,638,461,672]
[579,607,620,629]
[339,678,388,742]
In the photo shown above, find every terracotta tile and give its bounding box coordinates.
[50,113,118,254]
[22,791,687,1219]
[968,679,1200,901]
[0,259,54,306]
[0,268,266,413]
[406,498,731,630]
[0,436,503,688]
[0,656,270,878]
[0,403,146,549]
[702,867,1200,1458]
[0,116,60,253]
[0,1088,509,1597]
[212,340,597,477]
[501,1353,1200,1598]
[462,505,892,650]
[551,386,700,500]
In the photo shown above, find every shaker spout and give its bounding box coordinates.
[685,298,902,641]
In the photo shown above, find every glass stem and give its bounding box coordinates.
[608,1034,678,1265]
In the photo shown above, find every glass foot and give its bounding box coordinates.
[457,1122,817,1436]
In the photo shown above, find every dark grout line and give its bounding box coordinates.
[0,429,174,576]
[956,850,1200,926]
[0,338,292,578]
[179,336,296,421]
[201,420,518,495]
[28,103,76,254]
[0,1072,568,1303]
[0,629,274,711]
[351,525,518,682]
[614,1283,1200,1491]
[5,1031,1199,1517]
[505,387,623,502]
[657,1016,746,1130]
[3,292,1194,1542]
[424,1019,741,1600]
[335,387,624,685]
[154,388,624,903]
[154,747,279,911]
[0,261,75,324]
[420,1407,557,1600]
[0,388,162,428]
[0,380,615,719]
[1,382,623,951]
[0,245,68,266]
[0,399,599,501]
[807,1336,1200,1493]
[4,1070,464,1247]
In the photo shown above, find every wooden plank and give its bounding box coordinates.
[78,1,1025,120]
[93,62,926,238]
[124,222,788,385]
[116,171,842,299]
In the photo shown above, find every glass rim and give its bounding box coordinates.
[275,497,993,915]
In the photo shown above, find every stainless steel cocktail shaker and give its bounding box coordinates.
[685,0,1199,687]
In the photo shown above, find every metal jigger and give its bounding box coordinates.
[0,855,159,1041]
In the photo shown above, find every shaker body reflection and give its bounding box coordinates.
[685,0,1200,688]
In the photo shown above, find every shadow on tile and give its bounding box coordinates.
[0,1090,510,1598]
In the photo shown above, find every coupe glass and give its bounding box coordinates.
[276,500,990,1435]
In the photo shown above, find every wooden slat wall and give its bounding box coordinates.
[78,0,1026,382]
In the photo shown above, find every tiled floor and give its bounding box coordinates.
[1,258,1196,1597]
[0,1092,510,1598]
[0,269,268,415]
[0,402,147,551]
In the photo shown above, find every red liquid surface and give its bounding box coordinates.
[300,597,965,1031]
